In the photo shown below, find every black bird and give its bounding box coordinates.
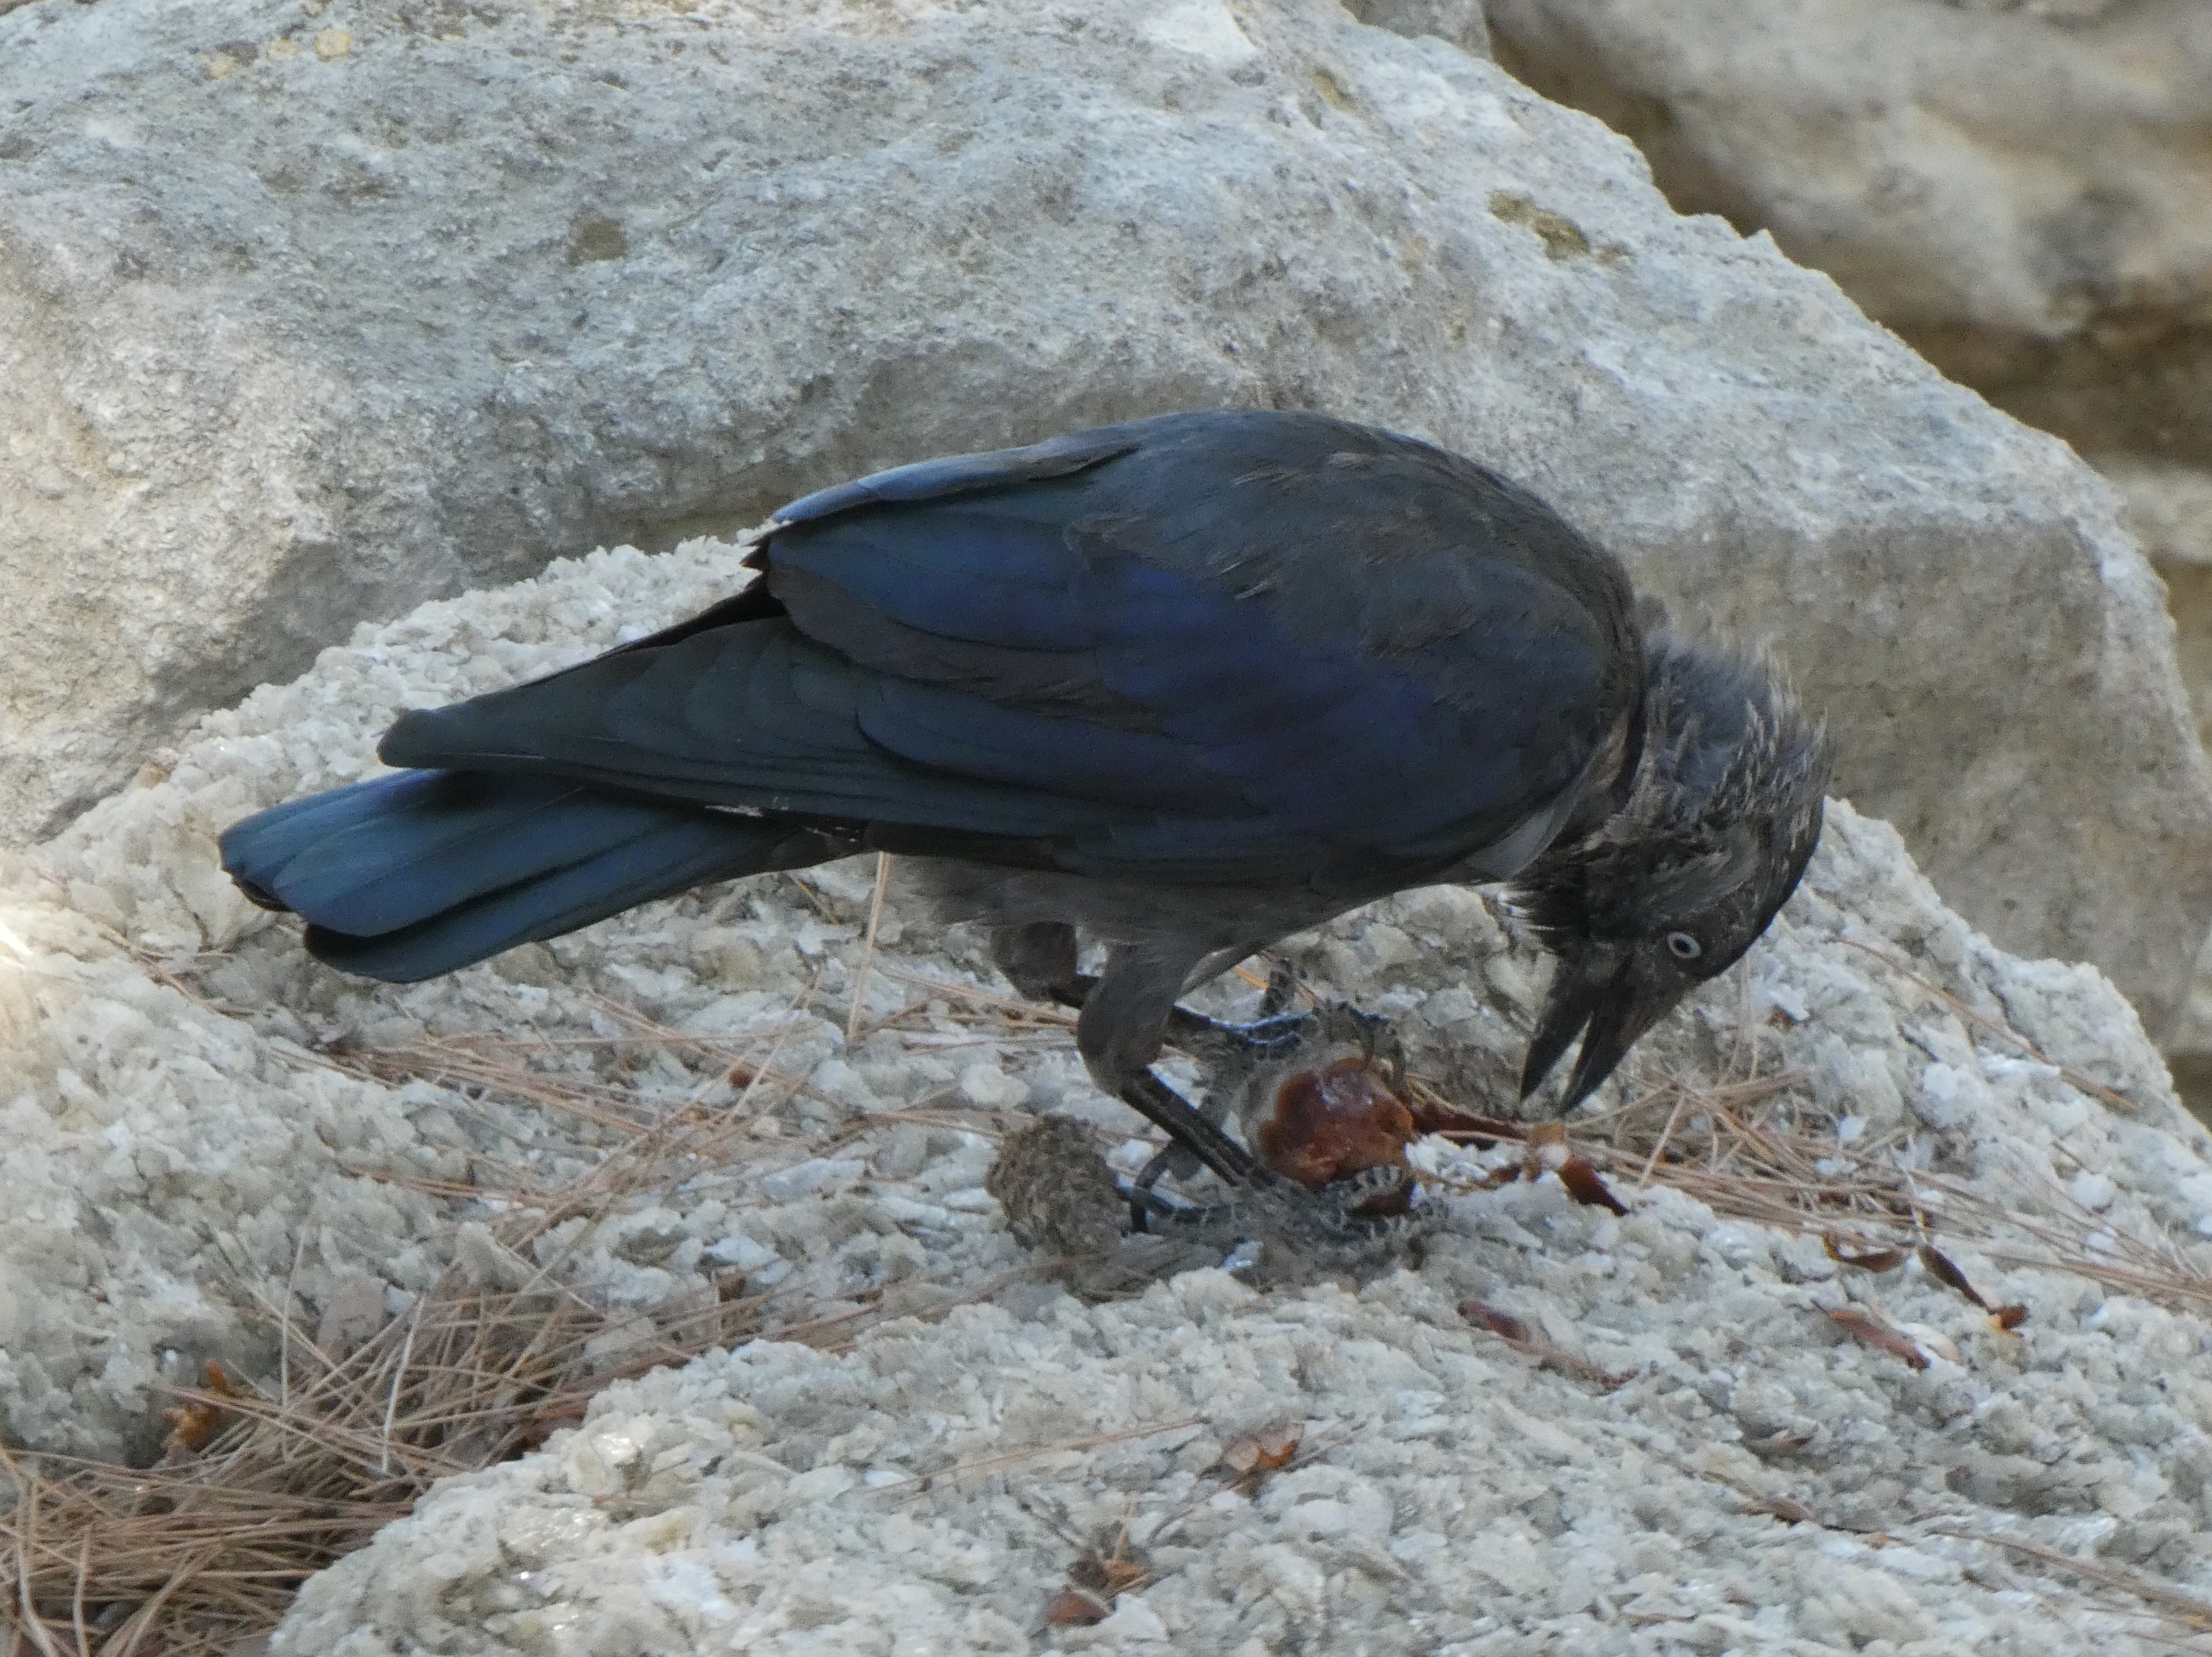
[221,411,1827,1224]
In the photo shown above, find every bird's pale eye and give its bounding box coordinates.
[1664,930,1702,961]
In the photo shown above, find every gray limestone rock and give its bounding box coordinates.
[2,533,2211,1651]
[2110,460,2212,1090]
[1,0,2206,1028]
[1485,0,2212,467]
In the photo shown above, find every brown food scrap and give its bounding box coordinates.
[1256,1057,1416,1189]
[162,1358,241,1453]
[1826,1308,1930,1371]
[1051,1527,1149,1624]
[1991,1304,2029,1333]
[1524,1120,1568,1161]
[1404,1086,1522,1144]
[1824,1234,1910,1273]
[1503,1121,1627,1213]
[1044,1589,1114,1625]
[1069,1553,1149,1598]
[1221,1422,1304,1479]
[1556,1157,1629,1215]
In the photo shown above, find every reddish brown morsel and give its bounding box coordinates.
[1256,1056,1417,1188]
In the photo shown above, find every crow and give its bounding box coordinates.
[221,411,1828,1234]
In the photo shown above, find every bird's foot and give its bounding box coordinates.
[1116,1069,1265,1192]
[1170,992,1405,1081]
[1122,1164,1436,1269]
[1120,994,1415,1218]
[1170,1008,1318,1061]
[1162,957,1310,1058]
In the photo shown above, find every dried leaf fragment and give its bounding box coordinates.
[1743,1494,1818,1525]
[1460,1299,1633,1389]
[1897,1322,1962,1366]
[1824,1234,1910,1273]
[1460,1299,1533,1345]
[1045,1589,1113,1625]
[1917,1244,1989,1308]
[1069,1553,1149,1598]
[1826,1307,1930,1371]
[1557,1157,1629,1215]
[1045,1521,1149,1628]
[1221,1422,1303,1477]
[1060,1522,1150,1619]
[162,1358,241,1454]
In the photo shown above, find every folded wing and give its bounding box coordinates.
[380,412,1629,887]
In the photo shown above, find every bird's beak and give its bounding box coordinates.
[1519,946,1674,1113]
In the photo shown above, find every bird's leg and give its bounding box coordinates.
[991,921,1088,1006]
[1156,957,1315,1063]
[992,924,1254,1212]
[1127,1142,1185,1211]
[1118,1072,1263,1189]
[1123,958,1304,1201]
[997,930,1419,1255]
[1125,994,1424,1251]
[1076,943,1267,1201]
[1124,951,1312,1203]
[992,927,1314,1060]
[1307,999,1410,1090]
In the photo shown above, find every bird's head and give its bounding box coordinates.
[1510,634,1829,1113]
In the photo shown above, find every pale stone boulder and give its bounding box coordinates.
[7,529,2206,1651]
[1485,0,2212,467]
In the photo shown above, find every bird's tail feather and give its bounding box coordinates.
[220,770,822,983]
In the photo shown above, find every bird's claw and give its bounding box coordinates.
[1305,999,1408,1088]
[1256,957,1301,1019]
[1118,1161,1434,1268]
[1169,995,1403,1076]
[1207,1010,1319,1058]
[1318,1161,1422,1221]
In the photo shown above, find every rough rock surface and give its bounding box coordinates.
[6,538,2212,1649]
[1,0,2206,1032]
[1485,0,2212,467]
[2108,462,2212,1088]
[2106,460,2212,809]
